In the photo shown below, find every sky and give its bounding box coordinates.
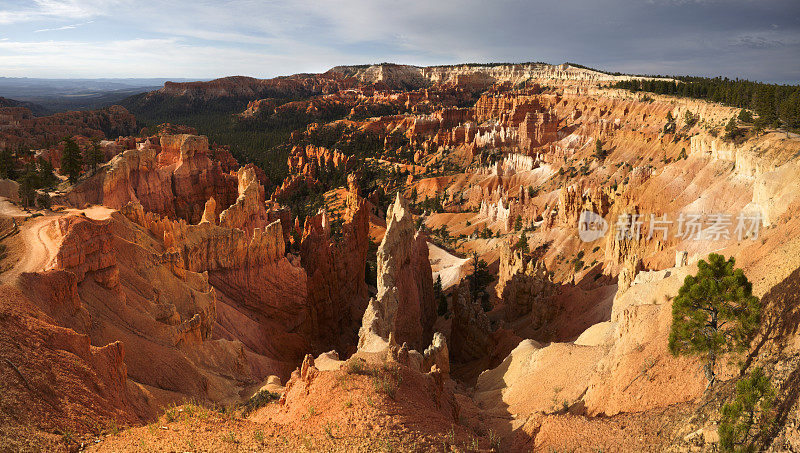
[0,0,799,83]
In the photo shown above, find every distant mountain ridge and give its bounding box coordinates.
[120,62,635,116]
[0,77,199,114]
[0,96,47,116]
[326,62,629,89]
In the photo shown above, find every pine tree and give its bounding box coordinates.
[438,224,450,242]
[724,117,739,140]
[17,162,40,208]
[434,275,447,316]
[61,138,83,183]
[87,143,104,171]
[594,139,606,160]
[36,192,52,210]
[668,253,761,389]
[0,147,16,180]
[718,367,775,452]
[779,91,800,130]
[37,158,58,189]
[515,230,529,253]
[663,111,677,133]
[468,251,493,304]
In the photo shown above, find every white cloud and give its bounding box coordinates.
[34,20,94,33]
[0,0,116,24]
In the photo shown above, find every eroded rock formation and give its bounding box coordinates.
[0,104,137,150]
[358,193,435,352]
[496,242,555,325]
[65,134,238,224]
[450,281,491,363]
[300,174,370,352]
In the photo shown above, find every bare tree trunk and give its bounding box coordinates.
[704,351,716,390]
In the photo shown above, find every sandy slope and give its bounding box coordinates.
[429,242,470,290]
[0,199,114,284]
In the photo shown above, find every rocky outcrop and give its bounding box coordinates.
[0,178,20,202]
[18,270,91,333]
[479,198,514,231]
[300,174,370,351]
[332,63,628,91]
[153,74,357,102]
[496,242,555,325]
[617,253,644,291]
[358,193,435,352]
[519,110,559,151]
[583,265,706,416]
[753,159,800,227]
[53,215,119,289]
[10,206,291,424]
[121,199,309,368]
[0,285,139,434]
[0,105,136,151]
[474,340,602,416]
[65,134,238,224]
[287,145,350,178]
[218,164,271,234]
[422,331,450,375]
[450,281,491,363]
[557,183,612,228]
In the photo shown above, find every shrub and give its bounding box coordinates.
[163,404,180,422]
[345,357,370,375]
[372,363,403,399]
[240,389,280,417]
[684,110,698,127]
[221,431,238,444]
[254,430,265,443]
[594,139,606,160]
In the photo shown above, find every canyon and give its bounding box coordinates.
[1,62,800,452]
